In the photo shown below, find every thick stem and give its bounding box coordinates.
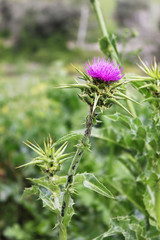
[90,0,120,64]
[59,105,95,239]
[91,0,108,38]
[59,224,67,240]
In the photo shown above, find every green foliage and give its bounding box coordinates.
[1,59,160,240]
[0,61,87,239]
[99,35,119,61]
[82,173,114,199]
[0,0,160,239]
[93,216,149,240]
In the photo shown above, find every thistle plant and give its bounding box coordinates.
[19,0,160,239]
[19,56,137,239]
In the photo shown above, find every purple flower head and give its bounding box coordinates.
[85,57,124,83]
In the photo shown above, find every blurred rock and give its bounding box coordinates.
[0,0,79,47]
[115,0,160,62]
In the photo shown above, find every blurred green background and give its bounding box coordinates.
[0,0,160,239]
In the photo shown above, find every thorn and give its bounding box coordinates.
[109,98,134,117]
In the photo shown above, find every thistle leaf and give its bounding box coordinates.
[59,156,72,163]
[138,83,153,89]
[22,185,60,213]
[141,97,160,103]
[110,80,129,90]
[114,92,139,104]
[53,133,83,147]
[127,77,154,82]
[54,142,68,157]
[74,173,114,199]
[54,84,90,90]
[22,185,39,198]
[27,177,60,197]
[93,216,147,240]
[17,160,44,168]
[108,98,133,117]
[83,173,114,199]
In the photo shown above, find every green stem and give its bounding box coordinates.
[91,0,108,38]
[59,224,67,240]
[90,0,120,64]
[59,105,95,239]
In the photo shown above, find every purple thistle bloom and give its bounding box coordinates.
[85,57,124,83]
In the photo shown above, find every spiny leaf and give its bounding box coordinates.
[138,83,154,89]
[57,153,73,160]
[27,177,60,197]
[126,76,154,82]
[114,92,139,104]
[51,175,67,185]
[54,142,68,157]
[110,80,129,90]
[39,187,60,212]
[22,185,39,199]
[24,140,44,156]
[93,216,147,240]
[53,133,83,147]
[58,155,73,163]
[53,84,90,90]
[17,159,44,168]
[108,98,133,117]
[75,173,114,199]
[90,127,128,149]
[22,185,60,213]
[88,83,99,91]
[105,112,131,127]
[141,97,160,103]
[83,173,114,199]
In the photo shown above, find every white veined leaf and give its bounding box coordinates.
[39,187,60,213]
[93,216,147,240]
[83,173,114,199]
[27,177,60,197]
[75,173,114,199]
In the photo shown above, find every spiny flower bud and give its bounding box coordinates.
[138,57,160,80]
[18,137,72,175]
